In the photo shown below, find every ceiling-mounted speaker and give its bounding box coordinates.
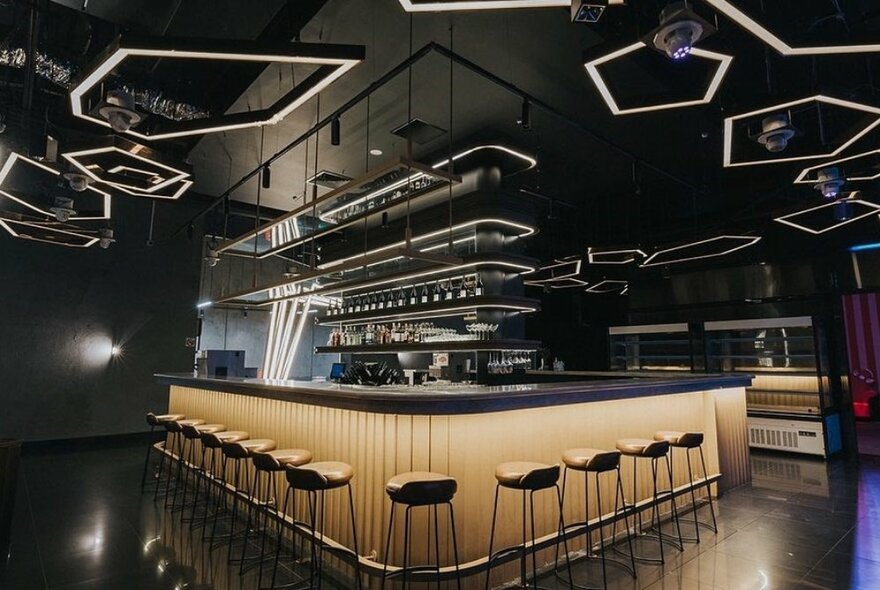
[753,113,799,153]
[262,166,271,189]
[519,99,531,129]
[571,0,625,24]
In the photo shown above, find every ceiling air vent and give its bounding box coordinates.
[307,170,352,189]
[391,118,447,145]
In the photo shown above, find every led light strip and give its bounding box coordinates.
[640,235,761,267]
[793,149,880,184]
[62,146,190,193]
[522,257,582,285]
[319,218,535,269]
[69,40,363,141]
[0,152,112,221]
[322,303,538,326]
[0,218,99,248]
[774,197,880,235]
[585,43,734,115]
[398,0,569,11]
[585,280,628,294]
[431,145,537,172]
[112,178,194,200]
[723,95,880,168]
[587,247,647,265]
[703,0,880,56]
[218,259,537,307]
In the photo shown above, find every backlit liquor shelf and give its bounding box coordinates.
[315,339,541,354]
[318,294,540,325]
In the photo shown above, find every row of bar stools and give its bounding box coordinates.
[486,462,573,590]
[243,448,313,576]
[614,438,683,565]
[209,438,277,555]
[381,471,461,589]
[269,461,362,590]
[141,412,185,492]
[653,431,717,542]
[555,448,636,590]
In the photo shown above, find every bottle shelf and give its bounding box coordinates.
[315,339,542,354]
[317,295,540,325]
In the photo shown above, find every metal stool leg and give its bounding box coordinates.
[699,446,718,532]
[484,484,500,590]
[381,502,396,590]
[664,455,684,550]
[448,502,462,590]
[346,483,363,590]
[140,425,156,491]
[269,485,292,589]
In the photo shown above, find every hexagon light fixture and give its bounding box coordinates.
[0,214,100,248]
[723,95,880,167]
[587,247,647,264]
[774,194,880,235]
[69,35,365,141]
[62,136,192,200]
[397,0,569,11]
[584,42,733,115]
[0,152,111,221]
[794,149,880,185]
[585,280,628,294]
[641,235,761,267]
[703,0,880,56]
[523,257,585,288]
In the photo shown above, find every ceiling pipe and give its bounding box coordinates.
[168,41,697,239]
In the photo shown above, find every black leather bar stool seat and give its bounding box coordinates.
[141,413,185,492]
[653,431,717,542]
[267,462,362,589]
[211,438,277,555]
[381,472,461,589]
[158,418,205,504]
[613,437,683,565]
[486,462,573,590]
[243,448,313,577]
[556,449,635,590]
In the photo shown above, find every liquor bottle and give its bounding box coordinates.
[397,287,406,307]
[458,277,467,299]
[369,293,378,311]
[409,286,418,306]
[475,274,484,296]
[420,284,429,304]
[353,296,361,313]
[466,276,476,298]
[444,278,454,301]
[378,291,386,310]
[345,298,353,314]
[432,281,441,302]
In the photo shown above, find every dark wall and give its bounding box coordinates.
[0,195,204,441]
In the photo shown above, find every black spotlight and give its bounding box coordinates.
[833,199,853,222]
[262,166,271,189]
[571,1,625,23]
[331,117,341,146]
[518,99,531,130]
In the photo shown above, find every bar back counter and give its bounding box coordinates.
[156,372,751,587]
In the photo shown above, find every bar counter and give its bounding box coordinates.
[156,372,752,587]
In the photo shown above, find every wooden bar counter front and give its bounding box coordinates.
[157,373,751,588]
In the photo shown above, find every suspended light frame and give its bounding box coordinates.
[585,279,628,294]
[794,149,880,185]
[69,35,365,141]
[641,235,761,267]
[587,247,647,264]
[0,215,100,248]
[774,194,880,235]
[398,0,569,12]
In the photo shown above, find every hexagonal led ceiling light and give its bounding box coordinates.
[587,247,647,264]
[0,214,99,248]
[69,35,365,141]
[585,42,733,115]
[62,136,192,200]
[398,0,569,12]
[641,235,761,267]
[524,257,589,289]
[794,149,880,185]
[774,194,880,235]
[0,152,111,221]
[703,1,880,56]
[585,280,628,294]
[723,95,880,167]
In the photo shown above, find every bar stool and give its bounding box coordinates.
[269,461,362,590]
[195,430,250,535]
[209,438,277,555]
[141,412,185,492]
[556,448,636,590]
[486,462,573,590]
[613,438,683,565]
[381,471,462,590]
[158,418,205,505]
[174,423,227,515]
[653,431,717,542]
[242,448,313,576]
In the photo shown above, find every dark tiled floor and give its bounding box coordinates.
[1,441,879,589]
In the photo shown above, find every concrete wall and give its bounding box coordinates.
[0,197,203,441]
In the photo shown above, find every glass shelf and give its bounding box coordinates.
[217,157,460,258]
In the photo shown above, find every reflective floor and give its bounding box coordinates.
[1,438,879,589]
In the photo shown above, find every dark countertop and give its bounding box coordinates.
[156,372,753,415]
